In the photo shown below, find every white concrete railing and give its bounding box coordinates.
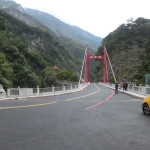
[99,82,150,97]
[4,82,90,99]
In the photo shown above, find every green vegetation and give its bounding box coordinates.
[0,15,43,88]
[96,17,150,84]
[0,0,98,84]
[0,10,80,89]
[57,70,78,82]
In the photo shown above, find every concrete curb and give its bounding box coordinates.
[119,91,144,100]
[101,84,145,100]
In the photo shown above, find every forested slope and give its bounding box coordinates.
[96,17,150,84]
[0,9,79,89]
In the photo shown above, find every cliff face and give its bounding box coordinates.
[25,8,102,50]
[0,0,49,31]
[0,0,102,51]
[0,0,26,13]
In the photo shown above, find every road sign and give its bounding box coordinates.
[145,73,150,79]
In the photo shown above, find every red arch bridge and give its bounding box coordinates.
[79,45,117,84]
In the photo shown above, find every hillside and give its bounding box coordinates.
[0,0,99,81]
[0,0,52,32]
[96,17,150,85]
[0,9,81,88]
[0,0,101,52]
[25,8,102,50]
[0,0,96,69]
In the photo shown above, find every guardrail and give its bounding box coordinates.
[100,82,150,97]
[2,82,90,99]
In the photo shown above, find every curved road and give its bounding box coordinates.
[0,83,149,150]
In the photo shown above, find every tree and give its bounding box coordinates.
[0,16,6,31]
[57,70,78,82]
[0,52,13,88]
[133,17,150,26]
[126,17,133,24]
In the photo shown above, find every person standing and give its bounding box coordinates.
[118,82,121,90]
[123,82,126,91]
[125,82,128,91]
[115,82,119,94]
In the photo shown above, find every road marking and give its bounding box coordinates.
[86,102,103,110]
[0,84,100,109]
[65,84,100,102]
[86,89,114,110]
[0,102,57,110]
[105,90,114,101]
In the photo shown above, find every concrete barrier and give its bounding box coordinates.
[1,82,90,100]
[99,82,146,99]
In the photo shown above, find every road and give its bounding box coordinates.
[0,83,150,150]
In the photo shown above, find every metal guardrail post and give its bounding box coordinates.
[138,87,140,94]
[141,86,144,95]
[37,86,39,96]
[52,86,54,94]
[7,89,10,97]
[63,85,65,93]
[144,87,147,96]
[139,86,141,95]
[142,86,145,95]
[78,84,80,89]
[18,86,21,97]
[132,86,134,93]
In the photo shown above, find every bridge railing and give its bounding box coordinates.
[4,82,90,99]
[100,82,150,97]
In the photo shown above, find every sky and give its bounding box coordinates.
[13,0,150,38]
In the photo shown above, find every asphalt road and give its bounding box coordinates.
[0,83,150,150]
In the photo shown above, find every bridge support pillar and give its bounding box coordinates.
[84,45,107,83]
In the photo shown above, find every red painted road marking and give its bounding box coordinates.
[85,89,114,110]
[86,102,103,110]
[105,89,114,101]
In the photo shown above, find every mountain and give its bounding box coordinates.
[0,0,53,33]
[0,0,25,13]
[25,8,102,50]
[0,8,83,88]
[0,0,97,61]
[96,17,150,85]
[0,0,98,81]
[0,0,102,50]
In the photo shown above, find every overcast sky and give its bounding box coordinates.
[14,0,150,38]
